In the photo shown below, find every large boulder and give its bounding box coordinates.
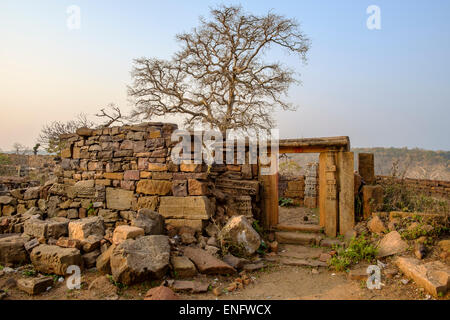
[30,244,83,275]
[130,209,164,235]
[110,235,170,285]
[0,234,29,267]
[376,231,409,257]
[183,247,236,275]
[68,216,105,241]
[218,215,261,255]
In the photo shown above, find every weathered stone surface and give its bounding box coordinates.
[98,209,119,223]
[66,181,96,199]
[96,244,115,274]
[165,219,203,232]
[222,254,247,270]
[137,196,158,211]
[188,179,208,196]
[83,250,101,268]
[23,187,41,200]
[136,180,172,195]
[348,268,369,281]
[88,276,118,300]
[130,209,164,235]
[80,235,101,252]
[358,153,375,185]
[23,217,69,240]
[106,188,134,210]
[112,225,145,245]
[172,180,188,197]
[170,280,209,293]
[110,235,170,285]
[218,215,261,255]
[281,258,328,267]
[171,256,197,278]
[183,247,236,275]
[0,234,29,267]
[362,185,383,219]
[376,231,409,258]
[367,216,387,234]
[76,127,93,136]
[2,205,16,216]
[395,257,450,297]
[158,196,213,220]
[276,231,323,246]
[30,245,83,275]
[144,286,179,300]
[24,238,40,252]
[438,240,450,253]
[17,276,53,295]
[124,170,140,181]
[68,216,105,241]
[0,196,16,205]
[56,237,81,249]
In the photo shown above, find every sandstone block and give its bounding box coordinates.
[68,216,105,241]
[170,256,197,278]
[158,196,212,220]
[218,215,261,255]
[136,180,172,195]
[183,247,235,275]
[106,188,134,210]
[30,245,83,275]
[112,225,145,245]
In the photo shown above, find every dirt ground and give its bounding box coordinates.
[278,205,319,225]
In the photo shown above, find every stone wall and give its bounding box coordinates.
[278,175,305,205]
[376,175,450,200]
[0,122,261,235]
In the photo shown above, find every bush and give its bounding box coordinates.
[329,234,378,272]
[279,197,294,207]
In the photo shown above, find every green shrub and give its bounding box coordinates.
[329,234,378,272]
[279,197,294,207]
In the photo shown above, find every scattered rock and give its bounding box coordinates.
[319,253,332,263]
[207,236,217,247]
[0,234,29,267]
[56,237,81,249]
[184,247,236,275]
[30,244,83,275]
[17,276,53,295]
[68,217,105,241]
[24,238,40,252]
[348,268,369,281]
[179,227,197,245]
[212,287,222,296]
[222,254,247,270]
[88,276,118,300]
[376,231,409,258]
[414,243,427,260]
[205,245,220,256]
[170,280,209,293]
[367,216,387,234]
[96,244,115,275]
[243,262,265,272]
[218,215,261,255]
[130,209,164,235]
[110,235,170,285]
[83,250,101,268]
[395,256,450,297]
[170,256,197,278]
[144,286,179,300]
[384,267,398,279]
[112,225,145,245]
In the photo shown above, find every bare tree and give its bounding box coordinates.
[12,143,27,155]
[37,113,95,154]
[95,103,126,128]
[128,5,310,134]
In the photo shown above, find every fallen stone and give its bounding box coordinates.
[80,235,101,253]
[0,234,29,267]
[395,257,450,297]
[68,216,105,241]
[184,247,236,275]
[376,231,409,258]
[24,238,40,252]
[171,256,197,278]
[17,276,53,295]
[218,215,261,255]
[170,280,209,293]
[130,209,164,235]
[144,286,179,300]
[222,254,247,270]
[23,187,41,200]
[348,268,369,280]
[367,216,387,234]
[0,196,16,205]
[110,235,170,285]
[280,258,328,267]
[30,245,83,275]
[96,244,115,275]
[83,250,101,268]
[112,225,145,245]
[319,253,332,263]
[56,237,81,249]
[205,245,220,256]
[438,240,450,253]
[243,262,265,272]
[415,243,427,260]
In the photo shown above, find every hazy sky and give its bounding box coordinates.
[0,0,449,151]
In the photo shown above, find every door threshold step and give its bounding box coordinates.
[275,231,323,246]
[275,223,323,233]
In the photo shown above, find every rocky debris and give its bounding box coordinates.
[56,237,81,249]
[68,217,105,241]
[320,238,344,248]
[112,225,145,245]
[207,236,217,247]
[383,267,398,279]
[0,234,29,267]
[110,235,170,285]
[222,254,248,270]
[96,244,115,274]
[30,245,83,275]
[170,256,197,278]
[17,276,53,295]
[169,280,209,293]
[83,250,101,268]
[183,247,236,275]
[178,226,197,245]
[438,240,450,253]
[269,241,278,253]
[319,253,332,263]
[280,258,327,267]
[376,231,409,258]
[23,217,69,240]
[144,286,179,300]
[218,215,261,255]
[367,216,387,234]
[130,209,164,235]
[243,261,265,272]
[87,276,119,300]
[205,245,220,256]
[395,257,450,297]
[414,243,427,260]
[205,223,219,237]
[24,238,40,252]
[80,235,101,253]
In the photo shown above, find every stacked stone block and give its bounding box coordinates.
[304,162,319,208]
